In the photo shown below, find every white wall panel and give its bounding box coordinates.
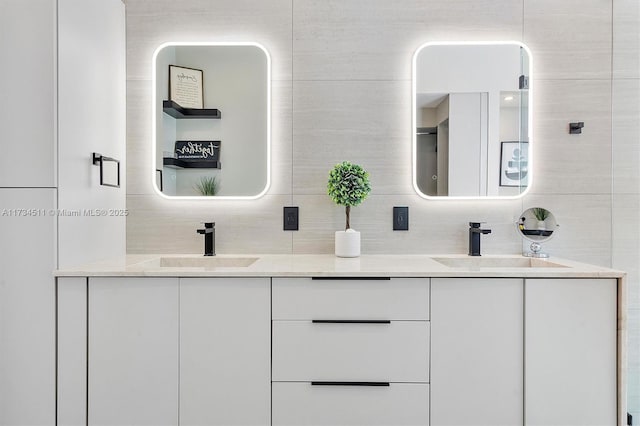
[58,0,126,267]
[0,0,56,187]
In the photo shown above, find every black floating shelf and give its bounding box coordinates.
[522,229,554,237]
[162,100,221,119]
[163,157,221,169]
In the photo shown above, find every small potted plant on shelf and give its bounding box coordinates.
[194,176,219,196]
[327,161,371,257]
[532,207,550,230]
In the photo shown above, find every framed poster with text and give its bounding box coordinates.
[169,65,203,109]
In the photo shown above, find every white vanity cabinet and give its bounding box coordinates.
[431,278,524,426]
[179,278,271,426]
[271,277,431,426]
[56,268,622,426]
[525,278,617,426]
[88,277,179,426]
[66,277,271,426]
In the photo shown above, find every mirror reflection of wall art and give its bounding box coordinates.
[412,41,532,199]
[168,65,204,109]
[500,141,528,187]
[152,42,271,199]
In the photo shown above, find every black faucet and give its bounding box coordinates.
[468,222,491,256]
[196,222,216,256]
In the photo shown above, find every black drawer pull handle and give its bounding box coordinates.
[311,381,390,387]
[311,277,391,281]
[312,320,391,324]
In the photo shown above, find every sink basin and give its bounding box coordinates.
[159,256,259,268]
[432,256,567,269]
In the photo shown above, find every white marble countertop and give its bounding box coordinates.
[54,254,626,278]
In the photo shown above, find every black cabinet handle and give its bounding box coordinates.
[311,320,391,324]
[311,277,390,281]
[311,381,390,387]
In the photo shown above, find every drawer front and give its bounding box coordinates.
[272,321,429,382]
[272,382,429,426]
[272,277,429,320]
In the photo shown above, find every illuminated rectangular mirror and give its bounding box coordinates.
[412,42,532,199]
[152,42,270,199]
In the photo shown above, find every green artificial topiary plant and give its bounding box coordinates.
[327,161,371,230]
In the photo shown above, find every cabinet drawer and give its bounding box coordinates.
[272,382,429,426]
[272,321,429,382]
[272,277,429,320]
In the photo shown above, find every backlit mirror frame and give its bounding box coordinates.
[151,41,271,200]
[411,41,533,200]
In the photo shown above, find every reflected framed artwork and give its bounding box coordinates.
[499,141,529,187]
[169,65,203,109]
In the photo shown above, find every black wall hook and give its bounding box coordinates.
[569,122,584,134]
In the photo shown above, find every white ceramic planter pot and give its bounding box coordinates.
[335,229,361,258]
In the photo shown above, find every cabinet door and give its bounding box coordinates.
[0,189,56,425]
[57,0,126,267]
[180,278,270,426]
[88,278,179,426]
[0,0,56,187]
[525,278,617,426]
[431,278,523,426]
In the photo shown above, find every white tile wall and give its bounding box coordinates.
[528,79,612,195]
[293,80,412,195]
[125,0,639,416]
[613,79,640,194]
[125,0,293,82]
[292,0,522,81]
[523,0,612,80]
[613,0,640,79]
[126,194,293,254]
[523,194,612,267]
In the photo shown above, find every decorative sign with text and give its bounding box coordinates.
[174,141,220,162]
[169,65,204,109]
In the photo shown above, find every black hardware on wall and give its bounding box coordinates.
[628,412,633,426]
[283,207,299,231]
[393,206,409,231]
[519,75,529,90]
[156,169,163,191]
[569,122,584,134]
[92,153,120,188]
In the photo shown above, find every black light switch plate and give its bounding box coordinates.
[283,207,299,231]
[393,206,409,231]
